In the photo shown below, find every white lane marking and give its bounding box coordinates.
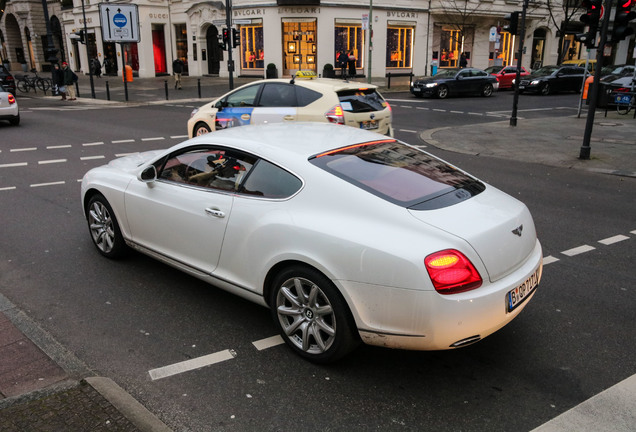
[632,230,636,235]
[170,135,188,139]
[0,186,16,191]
[30,181,65,188]
[252,335,284,351]
[433,109,446,112]
[38,159,67,165]
[80,156,106,161]
[11,147,37,152]
[141,137,165,142]
[468,112,483,116]
[115,152,139,157]
[0,162,28,168]
[561,245,595,256]
[148,349,237,381]
[47,145,72,149]
[399,129,418,133]
[598,235,629,245]
[543,256,560,265]
[450,110,464,114]
[82,142,104,147]
[416,107,429,110]
[112,139,135,144]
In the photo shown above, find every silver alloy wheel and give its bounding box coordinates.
[482,83,493,97]
[88,201,116,254]
[275,276,336,355]
[195,123,211,136]
[437,85,449,99]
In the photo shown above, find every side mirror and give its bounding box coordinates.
[215,100,227,110]
[138,165,157,183]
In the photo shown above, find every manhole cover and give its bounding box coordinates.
[596,122,620,126]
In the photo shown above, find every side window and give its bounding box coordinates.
[296,86,322,106]
[259,83,297,107]
[225,84,261,107]
[504,67,516,74]
[239,159,302,199]
[458,70,471,78]
[158,147,257,192]
[472,70,487,77]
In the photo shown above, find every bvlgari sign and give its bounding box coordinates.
[277,0,320,5]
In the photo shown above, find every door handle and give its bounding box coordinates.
[283,115,295,121]
[205,208,226,218]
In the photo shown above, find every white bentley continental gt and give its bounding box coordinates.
[81,123,543,363]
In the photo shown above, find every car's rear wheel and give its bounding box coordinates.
[86,194,127,259]
[270,265,359,363]
[540,83,551,96]
[482,83,494,97]
[436,85,449,99]
[193,122,211,136]
[9,115,20,126]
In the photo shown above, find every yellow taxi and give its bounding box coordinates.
[187,71,393,138]
[561,59,596,73]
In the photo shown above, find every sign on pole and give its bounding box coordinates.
[99,3,140,43]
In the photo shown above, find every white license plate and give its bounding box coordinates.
[361,120,379,130]
[518,85,526,90]
[507,268,540,312]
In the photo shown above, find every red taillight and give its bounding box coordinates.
[8,94,16,105]
[325,105,345,125]
[425,250,482,294]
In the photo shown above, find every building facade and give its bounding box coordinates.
[1,0,634,79]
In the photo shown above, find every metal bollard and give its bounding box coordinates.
[165,80,169,100]
[106,81,110,101]
[198,78,201,98]
[75,81,80,98]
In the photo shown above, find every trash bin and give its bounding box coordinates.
[596,82,613,109]
[122,65,133,82]
[431,60,438,76]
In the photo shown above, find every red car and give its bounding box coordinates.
[484,65,530,89]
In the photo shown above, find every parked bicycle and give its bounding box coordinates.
[614,91,635,116]
[16,69,52,93]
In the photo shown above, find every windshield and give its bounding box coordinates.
[434,69,460,79]
[484,66,500,74]
[309,140,484,209]
[337,88,387,113]
[532,66,559,76]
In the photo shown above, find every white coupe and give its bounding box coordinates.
[81,123,543,363]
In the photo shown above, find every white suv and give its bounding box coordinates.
[187,72,393,138]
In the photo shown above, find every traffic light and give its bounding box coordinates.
[70,30,85,44]
[611,0,636,42]
[232,28,240,48]
[218,33,227,51]
[221,27,230,50]
[575,0,603,48]
[502,11,519,35]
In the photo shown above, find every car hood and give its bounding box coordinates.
[408,187,537,282]
[108,150,164,172]
[525,73,551,80]
[414,76,446,84]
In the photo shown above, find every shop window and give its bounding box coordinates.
[240,25,264,70]
[386,27,413,68]
[175,23,188,74]
[282,19,316,76]
[334,22,363,69]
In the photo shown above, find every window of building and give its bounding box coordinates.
[334,20,363,70]
[174,23,188,74]
[386,25,413,69]
[282,19,316,76]
[438,26,475,68]
[240,23,264,71]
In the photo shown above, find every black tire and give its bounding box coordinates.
[193,122,211,136]
[270,265,359,363]
[540,83,551,96]
[482,83,494,97]
[36,78,51,92]
[436,85,449,99]
[86,193,127,259]
[9,115,20,126]
[17,80,30,93]
[616,103,631,115]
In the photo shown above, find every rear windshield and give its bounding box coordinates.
[337,88,387,113]
[309,140,485,209]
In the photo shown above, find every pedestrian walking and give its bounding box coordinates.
[337,51,349,79]
[52,63,65,100]
[62,62,77,101]
[459,53,468,68]
[91,57,102,78]
[172,58,185,89]
[348,51,357,78]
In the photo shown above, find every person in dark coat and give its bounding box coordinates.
[347,51,357,78]
[337,51,349,79]
[91,57,102,78]
[459,53,468,68]
[172,58,185,89]
[52,63,65,100]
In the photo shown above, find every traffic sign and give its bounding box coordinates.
[99,3,140,43]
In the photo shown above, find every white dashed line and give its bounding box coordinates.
[0,162,28,168]
[47,145,72,149]
[30,181,66,188]
[252,335,284,351]
[0,186,16,191]
[141,137,165,142]
[148,349,237,381]
[598,235,629,245]
[112,139,135,144]
[399,129,418,133]
[468,112,484,116]
[450,110,464,114]
[115,152,139,157]
[38,159,67,165]
[11,147,37,152]
[543,256,560,265]
[83,142,104,147]
[80,156,106,161]
[433,109,446,112]
[170,135,188,139]
[561,245,596,256]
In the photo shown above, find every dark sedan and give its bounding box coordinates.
[0,64,16,95]
[517,65,586,95]
[410,68,499,99]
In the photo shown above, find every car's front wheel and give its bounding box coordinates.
[540,83,551,96]
[270,265,359,363]
[436,85,449,99]
[86,194,127,259]
[482,83,494,97]
[193,122,211,136]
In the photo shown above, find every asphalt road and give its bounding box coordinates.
[0,91,634,431]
